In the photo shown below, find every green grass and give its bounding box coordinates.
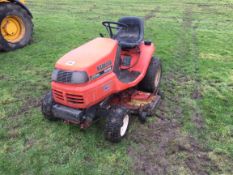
[0,0,233,174]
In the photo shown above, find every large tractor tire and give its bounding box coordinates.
[0,2,33,51]
[138,57,162,93]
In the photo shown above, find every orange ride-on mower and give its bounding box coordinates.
[42,16,162,142]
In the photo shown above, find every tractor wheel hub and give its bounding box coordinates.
[4,21,18,35]
[1,16,25,43]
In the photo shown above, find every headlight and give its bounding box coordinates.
[51,69,89,84]
[71,71,89,84]
[52,69,59,81]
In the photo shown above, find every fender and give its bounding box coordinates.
[8,0,33,17]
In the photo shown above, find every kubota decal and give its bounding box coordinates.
[90,66,112,80]
[97,60,112,71]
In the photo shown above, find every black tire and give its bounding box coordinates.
[0,3,33,51]
[104,106,130,143]
[41,91,57,121]
[138,57,162,93]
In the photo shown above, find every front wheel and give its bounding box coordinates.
[104,107,130,143]
[41,91,57,121]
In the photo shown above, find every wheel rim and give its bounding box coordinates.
[120,114,129,137]
[1,16,26,43]
[154,66,161,88]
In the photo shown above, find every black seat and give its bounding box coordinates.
[115,16,144,49]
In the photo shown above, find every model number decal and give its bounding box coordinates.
[103,84,111,91]
[90,66,112,80]
[97,60,112,71]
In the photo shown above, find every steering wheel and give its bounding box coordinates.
[102,21,128,38]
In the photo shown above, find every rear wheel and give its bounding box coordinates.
[0,3,33,51]
[41,91,57,121]
[138,57,162,93]
[104,107,130,143]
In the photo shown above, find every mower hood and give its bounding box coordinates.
[55,38,118,75]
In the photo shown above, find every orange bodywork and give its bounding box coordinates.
[52,37,155,109]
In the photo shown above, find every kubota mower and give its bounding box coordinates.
[42,16,162,142]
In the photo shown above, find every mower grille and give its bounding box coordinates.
[53,90,85,105]
[66,93,84,104]
[53,90,64,101]
[57,70,72,83]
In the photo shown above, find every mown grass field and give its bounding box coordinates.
[0,0,233,174]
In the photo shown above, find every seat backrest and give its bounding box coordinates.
[116,16,144,48]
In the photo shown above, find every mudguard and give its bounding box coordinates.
[8,0,33,17]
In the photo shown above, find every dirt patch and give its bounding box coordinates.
[8,129,20,139]
[23,138,36,152]
[192,89,203,99]
[9,97,41,118]
[0,75,5,80]
[128,5,219,175]
[144,6,160,21]
[129,102,217,175]
[192,112,205,129]
[0,75,11,80]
